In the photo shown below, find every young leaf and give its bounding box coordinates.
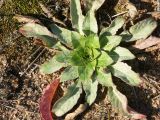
[97,51,113,67]
[78,61,96,81]
[50,24,81,47]
[85,34,100,48]
[126,18,157,42]
[100,35,122,51]
[96,68,113,87]
[70,0,84,34]
[100,17,125,38]
[82,79,98,105]
[19,23,58,47]
[83,10,98,35]
[60,66,79,82]
[108,86,146,119]
[109,62,142,86]
[52,83,82,117]
[40,78,60,120]
[84,0,105,11]
[40,56,66,74]
[109,46,135,62]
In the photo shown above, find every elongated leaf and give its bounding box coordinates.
[82,79,98,105]
[109,47,135,62]
[83,10,98,35]
[108,86,146,119]
[60,66,79,82]
[40,78,60,120]
[78,61,96,81]
[100,35,122,51]
[19,23,58,47]
[84,0,105,11]
[40,55,66,74]
[50,24,81,47]
[96,68,113,87]
[109,62,142,86]
[126,18,157,42]
[52,83,82,117]
[133,36,160,50]
[70,0,84,34]
[100,17,125,38]
[97,51,113,67]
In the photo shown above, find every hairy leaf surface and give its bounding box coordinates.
[40,56,65,74]
[83,10,98,35]
[108,86,146,119]
[96,68,113,87]
[84,0,105,11]
[19,23,57,47]
[100,35,122,51]
[109,62,142,86]
[50,24,81,47]
[53,83,82,117]
[97,51,113,67]
[82,79,98,105]
[109,47,135,62]
[70,0,84,34]
[60,66,79,82]
[126,18,157,42]
[100,17,125,38]
[78,61,96,81]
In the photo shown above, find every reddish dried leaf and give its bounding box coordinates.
[133,36,160,50]
[39,78,60,120]
[127,106,146,119]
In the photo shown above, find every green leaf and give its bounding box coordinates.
[73,34,100,49]
[19,23,58,47]
[70,48,86,66]
[96,68,113,87]
[40,55,66,74]
[55,50,71,63]
[126,18,157,42]
[60,66,79,82]
[78,61,96,81]
[53,83,82,116]
[97,51,113,67]
[84,0,105,11]
[100,17,125,38]
[70,0,84,34]
[83,10,98,35]
[100,35,122,51]
[108,86,146,119]
[85,34,100,48]
[109,46,135,62]
[109,62,142,86]
[50,24,81,47]
[82,79,98,105]
[108,86,129,114]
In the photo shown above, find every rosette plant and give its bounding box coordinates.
[18,0,157,119]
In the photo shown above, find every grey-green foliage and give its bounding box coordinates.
[19,0,157,118]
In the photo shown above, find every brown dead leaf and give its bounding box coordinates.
[14,15,40,23]
[133,36,160,50]
[126,2,138,19]
[65,103,88,120]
